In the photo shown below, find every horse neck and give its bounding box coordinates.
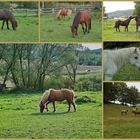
[72,12,81,28]
[110,48,135,69]
[41,90,51,104]
[125,17,132,24]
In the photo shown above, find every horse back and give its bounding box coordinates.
[48,89,74,101]
[80,10,91,23]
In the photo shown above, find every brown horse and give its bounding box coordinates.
[71,10,91,38]
[0,10,18,30]
[114,16,134,32]
[57,8,72,20]
[135,16,140,32]
[39,89,76,113]
[132,110,140,116]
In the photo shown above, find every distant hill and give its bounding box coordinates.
[107,9,134,18]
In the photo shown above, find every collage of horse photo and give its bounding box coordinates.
[0,0,140,140]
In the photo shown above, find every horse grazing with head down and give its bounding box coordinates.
[71,10,91,38]
[114,16,134,32]
[57,8,72,20]
[39,89,76,113]
[0,10,18,30]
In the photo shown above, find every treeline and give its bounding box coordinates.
[104,42,140,49]
[104,83,140,106]
[0,2,38,9]
[0,44,101,91]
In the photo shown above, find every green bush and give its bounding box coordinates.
[75,96,96,104]
[75,76,101,91]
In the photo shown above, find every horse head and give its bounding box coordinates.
[130,47,140,70]
[39,101,45,113]
[71,26,78,38]
[129,16,135,19]
[11,19,18,30]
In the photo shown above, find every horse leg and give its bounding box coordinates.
[6,20,10,30]
[81,23,85,34]
[45,101,51,112]
[118,26,120,32]
[1,20,5,30]
[85,22,87,33]
[52,101,56,112]
[67,101,71,112]
[136,25,138,32]
[71,101,76,112]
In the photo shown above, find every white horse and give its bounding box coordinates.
[104,47,140,81]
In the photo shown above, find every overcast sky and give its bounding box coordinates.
[82,43,102,50]
[126,82,140,92]
[104,1,135,13]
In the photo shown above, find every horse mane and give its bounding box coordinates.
[72,11,81,28]
[41,89,51,104]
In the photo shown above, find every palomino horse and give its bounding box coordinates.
[114,16,134,32]
[57,8,72,20]
[135,16,140,32]
[71,10,91,38]
[0,10,18,30]
[39,89,76,113]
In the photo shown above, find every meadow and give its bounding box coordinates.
[0,91,102,138]
[104,104,140,138]
[0,16,38,42]
[40,13,102,42]
[103,19,140,41]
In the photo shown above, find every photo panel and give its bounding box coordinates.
[0,1,39,42]
[103,82,140,138]
[40,1,102,42]
[103,42,140,81]
[103,1,140,41]
[0,43,102,139]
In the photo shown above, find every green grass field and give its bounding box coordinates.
[113,63,140,81]
[0,16,38,42]
[104,104,140,138]
[40,13,102,42]
[0,91,102,138]
[103,19,140,41]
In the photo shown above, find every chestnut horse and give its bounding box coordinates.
[0,10,18,30]
[114,16,134,32]
[57,8,72,20]
[71,10,91,38]
[135,16,140,32]
[39,89,76,113]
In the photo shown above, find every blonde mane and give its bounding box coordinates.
[41,90,51,104]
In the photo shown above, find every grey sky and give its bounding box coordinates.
[82,43,102,50]
[104,1,135,13]
[126,82,140,92]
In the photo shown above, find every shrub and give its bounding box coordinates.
[75,96,96,104]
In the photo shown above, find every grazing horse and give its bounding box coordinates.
[135,16,140,32]
[39,89,76,113]
[71,10,91,38]
[114,16,134,32]
[121,110,128,115]
[0,10,18,30]
[57,8,72,20]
